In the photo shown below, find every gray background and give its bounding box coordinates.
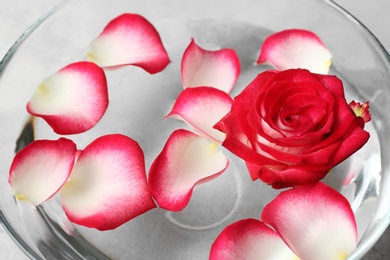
[0,0,389,259]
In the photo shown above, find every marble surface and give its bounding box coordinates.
[0,0,389,259]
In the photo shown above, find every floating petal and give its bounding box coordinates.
[61,134,155,230]
[262,183,357,260]
[257,29,332,74]
[210,219,298,260]
[181,38,240,93]
[27,61,108,135]
[9,138,77,205]
[87,13,170,74]
[166,87,233,143]
[148,129,229,212]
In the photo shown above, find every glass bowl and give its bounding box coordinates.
[1,0,389,259]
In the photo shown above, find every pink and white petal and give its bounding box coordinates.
[166,87,233,143]
[210,219,299,260]
[87,13,170,74]
[148,129,229,212]
[9,138,77,206]
[27,61,108,135]
[181,38,240,93]
[257,29,332,74]
[61,134,155,231]
[262,182,357,260]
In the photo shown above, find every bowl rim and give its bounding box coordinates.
[1,0,390,259]
[326,1,390,258]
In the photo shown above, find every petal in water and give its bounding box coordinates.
[9,138,77,205]
[166,87,233,143]
[87,13,170,74]
[257,29,332,74]
[181,38,240,93]
[262,182,357,260]
[148,129,229,212]
[61,134,155,231]
[210,219,298,260]
[27,61,108,135]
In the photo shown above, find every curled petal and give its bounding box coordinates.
[349,100,371,123]
[257,29,332,74]
[9,138,77,205]
[210,219,298,260]
[262,183,357,260]
[166,87,233,143]
[181,38,240,93]
[27,61,108,135]
[87,13,170,74]
[61,134,155,231]
[148,129,229,212]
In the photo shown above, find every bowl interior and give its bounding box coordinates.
[1,0,390,259]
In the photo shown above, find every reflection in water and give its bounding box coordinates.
[10,19,390,260]
[17,200,110,260]
[15,116,35,153]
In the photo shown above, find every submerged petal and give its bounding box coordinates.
[181,38,240,93]
[61,134,155,231]
[9,138,77,205]
[27,61,108,135]
[87,13,170,73]
[166,87,233,143]
[257,29,332,74]
[210,219,298,260]
[148,129,229,212]
[262,182,357,260]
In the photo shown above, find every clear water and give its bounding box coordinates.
[9,19,381,259]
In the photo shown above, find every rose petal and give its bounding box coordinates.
[257,29,332,74]
[87,13,170,74]
[181,38,240,93]
[210,219,298,260]
[215,71,285,168]
[9,138,77,206]
[166,87,233,143]
[262,183,357,259]
[61,134,155,231]
[27,61,108,135]
[247,161,328,189]
[148,129,229,212]
[349,100,371,123]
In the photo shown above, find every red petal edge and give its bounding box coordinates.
[181,38,240,93]
[262,182,357,259]
[210,218,298,260]
[87,13,170,74]
[61,134,155,230]
[148,129,229,212]
[9,138,77,205]
[27,61,108,135]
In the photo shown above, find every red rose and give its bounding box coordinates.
[215,69,369,188]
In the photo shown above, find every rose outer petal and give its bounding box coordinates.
[262,183,357,260]
[61,134,155,231]
[181,38,240,93]
[148,129,229,212]
[166,86,233,143]
[9,138,77,206]
[87,13,170,74]
[210,219,298,260]
[257,29,332,74]
[27,61,108,135]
